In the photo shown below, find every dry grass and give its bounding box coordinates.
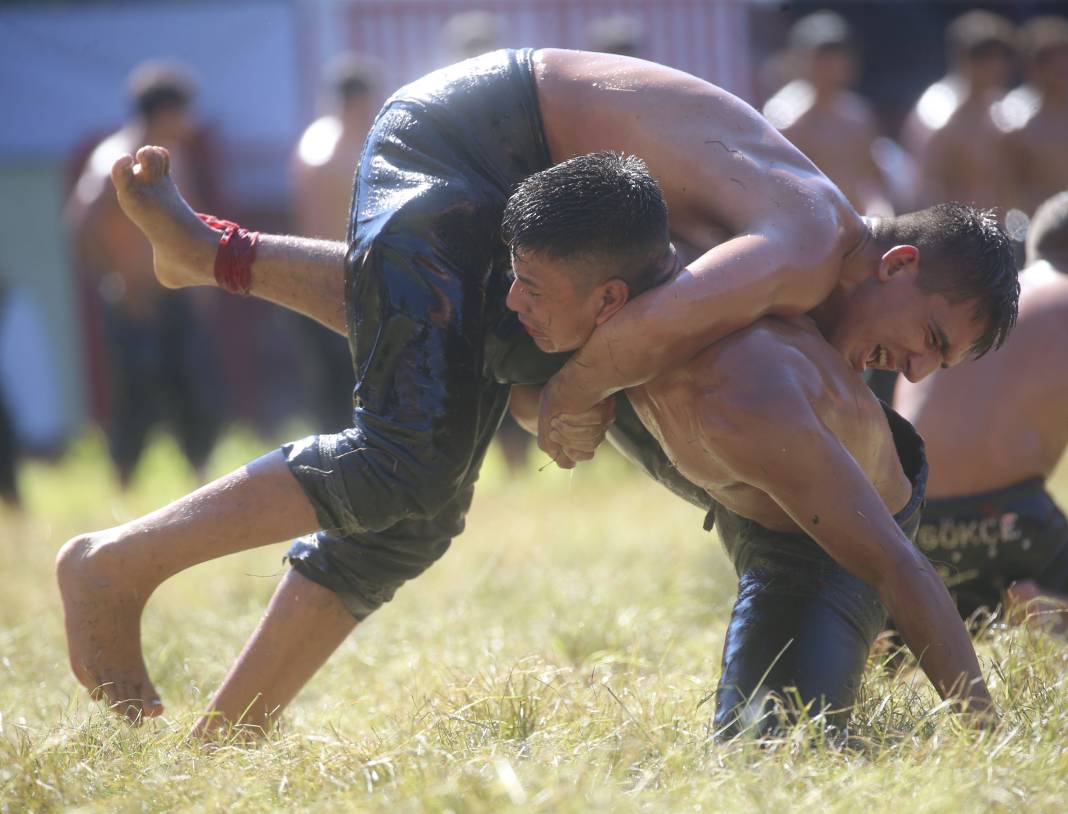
[2,429,1067,812]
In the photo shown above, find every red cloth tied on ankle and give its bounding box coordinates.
[196,213,259,296]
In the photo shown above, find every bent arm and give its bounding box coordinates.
[715,409,994,715]
[544,225,839,413]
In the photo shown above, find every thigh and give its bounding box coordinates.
[288,103,518,537]
[714,560,886,740]
[285,477,476,620]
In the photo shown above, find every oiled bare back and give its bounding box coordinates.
[533,49,864,255]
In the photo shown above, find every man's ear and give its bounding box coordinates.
[594,279,630,325]
[877,244,920,283]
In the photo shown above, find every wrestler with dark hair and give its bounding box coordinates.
[57,50,1017,737]
[896,191,1068,634]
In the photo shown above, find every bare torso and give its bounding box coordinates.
[627,316,911,532]
[1003,99,1068,216]
[533,49,865,259]
[895,263,1068,497]
[72,126,201,320]
[291,115,369,241]
[919,94,1007,209]
[766,83,888,215]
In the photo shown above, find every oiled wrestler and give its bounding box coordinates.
[505,164,1014,735]
[58,49,1016,737]
[896,192,1068,634]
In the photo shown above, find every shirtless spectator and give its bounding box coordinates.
[67,62,222,486]
[895,192,1068,636]
[904,11,1017,210]
[290,55,379,431]
[763,11,892,216]
[999,17,1068,219]
[443,10,500,61]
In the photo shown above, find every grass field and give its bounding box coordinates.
[2,428,1068,813]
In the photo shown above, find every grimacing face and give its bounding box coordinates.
[824,253,988,383]
[505,249,626,354]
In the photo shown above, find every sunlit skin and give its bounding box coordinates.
[507,250,997,718]
[505,248,683,354]
[67,104,201,322]
[55,48,1007,737]
[765,47,892,215]
[896,260,1068,635]
[809,244,984,382]
[508,241,982,393]
[905,45,1016,210]
[1001,43,1068,217]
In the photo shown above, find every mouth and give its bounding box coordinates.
[519,317,544,338]
[865,344,893,372]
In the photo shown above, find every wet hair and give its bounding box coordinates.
[500,152,670,297]
[127,61,194,120]
[1026,192,1068,269]
[946,10,1016,63]
[326,53,378,102]
[1020,15,1068,65]
[873,203,1019,357]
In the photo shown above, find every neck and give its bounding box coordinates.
[340,103,370,134]
[809,218,881,338]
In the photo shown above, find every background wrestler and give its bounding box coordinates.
[57,50,1015,736]
[1000,17,1068,220]
[895,192,1068,636]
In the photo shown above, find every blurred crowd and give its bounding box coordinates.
[1,3,1066,501]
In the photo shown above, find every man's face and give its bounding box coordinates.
[505,250,620,353]
[825,249,988,383]
[967,44,1015,91]
[809,45,857,92]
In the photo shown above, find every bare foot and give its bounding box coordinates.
[110,145,219,290]
[56,533,163,722]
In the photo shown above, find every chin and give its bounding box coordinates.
[531,335,558,353]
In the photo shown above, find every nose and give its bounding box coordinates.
[505,277,524,314]
[904,351,940,383]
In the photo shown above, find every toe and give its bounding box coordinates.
[136,146,170,179]
[110,154,135,189]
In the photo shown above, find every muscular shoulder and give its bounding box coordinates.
[695,318,886,477]
[536,49,851,245]
[693,318,832,421]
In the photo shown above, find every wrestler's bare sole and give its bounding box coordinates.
[111,146,218,289]
[56,450,341,731]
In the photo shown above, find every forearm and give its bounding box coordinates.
[547,231,831,410]
[731,416,993,715]
[508,384,543,435]
[880,554,992,710]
